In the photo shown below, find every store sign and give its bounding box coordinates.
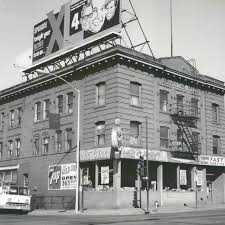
[121,147,168,162]
[80,147,111,161]
[198,155,225,167]
[180,169,187,185]
[48,163,77,190]
[33,0,121,63]
[101,166,109,184]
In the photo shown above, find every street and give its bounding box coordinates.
[1,209,225,225]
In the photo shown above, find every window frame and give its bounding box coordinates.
[67,92,74,114]
[17,107,22,127]
[213,135,220,154]
[15,138,21,157]
[160,90,169,113]
[42,133,49,154]
[65,128,73,151]
[129,121,141,146]
[8,140,13,158]
[57,95,64,115]
[56,130,62,152]
[95,121,105,146]
[33,135,40,155]
[160,126,169,148]
[9,110,15,128]
[43,99,50,120]
[34,102,41,122]
[212,103,219,123]
[130,81,141,106]
[96,82,106,106]
[0,142,3,159]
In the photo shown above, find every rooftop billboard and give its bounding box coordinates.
[33,0,121,64]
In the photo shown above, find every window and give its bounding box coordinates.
[213,135,220,154]
[0,142,2,159]
[192,132,200,153]
[191,98,198,116]
[96,121,105,146]
[34,102,41,121]
[8,140,13,158]
[130,121,141,145]
[33,135,40,155]
[42,133,49,154]
[23,173,28,187]
[65,128,72,151]
[96,82,105,106]
[0,112,5,128]
[57,95,63,115]
[9,110,15,128]
[56,130,62,152]
[212,103,219,122]
[130,82,141,106]
[177,95,184,112]
[177,128,183,148]
[160,126,169,148]
[160,90,168,112]
[15,138,21,157]
[67,92,73,113]
[43,99,50,119]
[17,107,22,127]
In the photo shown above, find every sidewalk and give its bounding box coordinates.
[29,204,225,216]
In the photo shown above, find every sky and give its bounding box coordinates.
[0,0,225,91]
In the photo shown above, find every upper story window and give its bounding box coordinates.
[130,82,141,106]
[8,140,13,158]
[0,142,3,160]
[160,90,168,112]
[57,95,63,115]
[192,132,200,153]
[65,128,72,151]
[42,133,49,154]
[191,98,198,116]
[0,112,5,130]
[67,92,73,114]
[34,102,41,122]
[9,110,15,128]
[96,121,105,146]
[212,103,219,122]
[96,82,105,106]
[15,138,21,157]
[177,95,184,111]
[130,121,141,145]
[43,99,50,120]
[213,135,220,154]
[56,130,62,152]
[33,135,40,156]
[177,128,183,148]
[17,107,22,127]
[160,126,169,148]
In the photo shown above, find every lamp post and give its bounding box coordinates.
[36,69,80,213]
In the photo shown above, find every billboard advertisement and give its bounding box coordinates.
[33,0,121,63]
[48,163,77,190]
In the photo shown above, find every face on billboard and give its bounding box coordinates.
[105,0,117,21]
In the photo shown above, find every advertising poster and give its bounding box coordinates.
[180,169,187,186]
[33,0,121,63]
[48,163,76,190]
[101,166,109,184]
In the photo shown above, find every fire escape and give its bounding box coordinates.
[169,102,200,159]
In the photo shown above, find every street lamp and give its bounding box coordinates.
[36,69,80,213]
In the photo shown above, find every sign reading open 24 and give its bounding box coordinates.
[33,0,121,62]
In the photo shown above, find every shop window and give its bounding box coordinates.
[34,101,41,122]
[213,135,220,154]
[130,121,141,145]
[96,121,105,146]
[160,126,169,148]
[212,103,219,122]
[191,98,198,116]
[4,170,11,184]
[33,135,40,155]
[56,130,62,152]
[57,95,63,115]
[160,90,168,112]
[17,107,22,127]
[67,92,73,114]
[0,142,2,159]
[43,99,50,119]
[130,82,141,106]
[8,140,13,158]
[96,82,105,106]
[15,138,21,157]
[9,110,15,128]
[42,133,49,154]
[65,128,73,151]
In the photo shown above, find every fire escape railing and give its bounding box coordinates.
[169,103,200,159]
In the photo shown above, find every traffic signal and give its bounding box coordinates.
[139,156,144,168]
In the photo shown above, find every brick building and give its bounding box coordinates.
[0,46,225,209]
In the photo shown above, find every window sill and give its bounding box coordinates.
[130,104,143,109]
[94,104,106,109]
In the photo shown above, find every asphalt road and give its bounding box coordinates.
[1,209,225,225]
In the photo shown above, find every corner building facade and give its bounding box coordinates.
[0,46,225,209]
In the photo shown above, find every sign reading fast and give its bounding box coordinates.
[33,0,121,63]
